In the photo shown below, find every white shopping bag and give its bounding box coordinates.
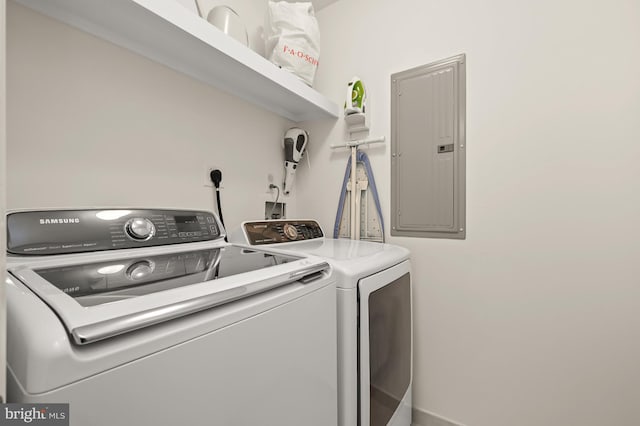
[264,1,320,86]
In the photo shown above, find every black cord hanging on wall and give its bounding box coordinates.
[210,169,226,241]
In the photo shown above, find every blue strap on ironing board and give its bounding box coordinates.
[333,151,385,240]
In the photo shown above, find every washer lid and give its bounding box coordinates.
[8,245,329,345]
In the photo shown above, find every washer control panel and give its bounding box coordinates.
[242,220,323,245]
[7,209,221,255]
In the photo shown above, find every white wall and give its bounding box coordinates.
[6,1,296,230]
[300,0,640,425]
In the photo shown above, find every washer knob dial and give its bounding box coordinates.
[125,218,156,241]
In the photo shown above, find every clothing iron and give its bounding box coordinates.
[345,77,366,116]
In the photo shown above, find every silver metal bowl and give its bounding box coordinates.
[207,5,248,47]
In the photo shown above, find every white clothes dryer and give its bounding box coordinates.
[230,220,412,426]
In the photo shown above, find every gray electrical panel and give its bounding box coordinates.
[391,54,466,239]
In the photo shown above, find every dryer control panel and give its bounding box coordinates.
[7,209,222,255]
[241,220,323,245]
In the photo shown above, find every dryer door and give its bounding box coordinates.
[359,260,412,426]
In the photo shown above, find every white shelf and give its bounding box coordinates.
[14,0,340,122]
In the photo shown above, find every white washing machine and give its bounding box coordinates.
[230,220,412,426]
[5,209,338,426]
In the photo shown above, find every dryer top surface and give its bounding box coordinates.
[267,238,410,286]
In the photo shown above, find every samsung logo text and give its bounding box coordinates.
[39,218,80,225]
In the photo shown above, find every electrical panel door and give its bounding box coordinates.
[391,54,466,239]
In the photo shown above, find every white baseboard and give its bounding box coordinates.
[412,407,467,426]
